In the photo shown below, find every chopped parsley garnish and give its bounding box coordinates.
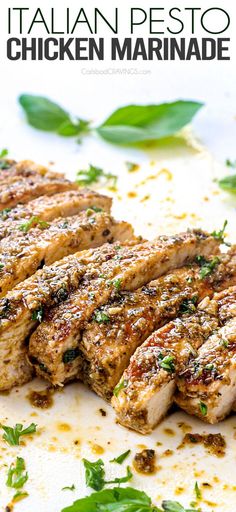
[93,311,110,324]
[110,449,131,464]
[63,348,80,364]
[86,206,103,215]
[0,207,12,219]
[76,164,117,188]
[19,216,49,233]
[113,378,127,397]
[1,422,37,446]
[61,486,197,512]
[83,458,132,492]
[32,306,44,323]
[0,148,10,169]
[83,458,105,491]
[204,363,214,371]
[199,401,207,416]
[179,296,198,314]
[6,457,28,489]
[211,220,228,244]
[62,484,76,491]
[158,354,175,373]
[221,338,229,348]
[13,491,29,502]
[108,278,122,292]
[0,263,4,270]
[226,158,236,168]
[196,255,220,279]
[194,481,202,500]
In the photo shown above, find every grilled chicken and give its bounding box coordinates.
[82,249,236,400]
[176,286,236,423]
[0,160,61,182]
[0,211,129,296]
[28,230,219,386]
[0,171,77,211]
[0,190,112,241]
[0,240,135,390]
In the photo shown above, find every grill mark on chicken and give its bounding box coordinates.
[0,238,135,391]
[81,249,236,400]
[176,286,236,423]
[0,211,130,296]
[0,171,77,211]
[28,230,219,387]
[0,190,112,241]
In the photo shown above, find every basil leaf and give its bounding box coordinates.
[61,486,155,512]
[19,94,90,137]
[110,450,131,465]
[219,174,236,193]
[96,101,203,144]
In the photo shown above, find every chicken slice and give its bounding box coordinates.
[0,170,77,210]
[0,211,131,296]
[0,190,112,241]
[82,249,236,400]
[0,160,62,182]
[0,240,136,390]
[29,230,219,386]
[176,286,236,423]
[112,310,219,434]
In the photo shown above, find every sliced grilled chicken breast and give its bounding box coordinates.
[112,310,219,434]
[0,211,130,296]
[0,240,135,390]
[176,286,236,423]
[82,249,236,400]
[0,160,62,182]
[0,190,112,241]
[0,172,77,211]
[29,230,219,386]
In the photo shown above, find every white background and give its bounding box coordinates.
[0,1,236,511]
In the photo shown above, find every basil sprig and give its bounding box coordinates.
[19,95,203,146]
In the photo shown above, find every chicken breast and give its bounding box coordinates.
[82,249,236,400]
[0,160,62,182]
[29,230,219,387]
[0,211,130,296]
[0,240,136,390]
[0,171,77,210]
[0,190,112,241]
[112,310,219,433]
[176,286,236,423]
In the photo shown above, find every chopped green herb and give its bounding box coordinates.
[221,338,229,348]
[106,466,133,486]
[93,311,110,324]
[63,348,80,364]
[0,263,4,270]
[196,255,220,279]
[0,148,8,159]
[204,363,214,371]
[62,484,76,491]
[226,158,236,168]
[32,306,44,323]
[13,491,29,502]
[158,354,175,373]
[87,206,103,213]
[125,161,140,172]
[83,459,106,491]
[76,164,117,188]
[179,296,198,314]
[113,378,127,397]
[199,401,207,416]
[218,175,236,193]
[0,207,12,219]
[194,481,202,500]
[162,500,196,511]
[186,276,193,283]
[19,216,49,233]
[110,450,131,464]
[211,220,228,244]
[6,457,28,489]
[1,422,37,446]
[111,278,122,292]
